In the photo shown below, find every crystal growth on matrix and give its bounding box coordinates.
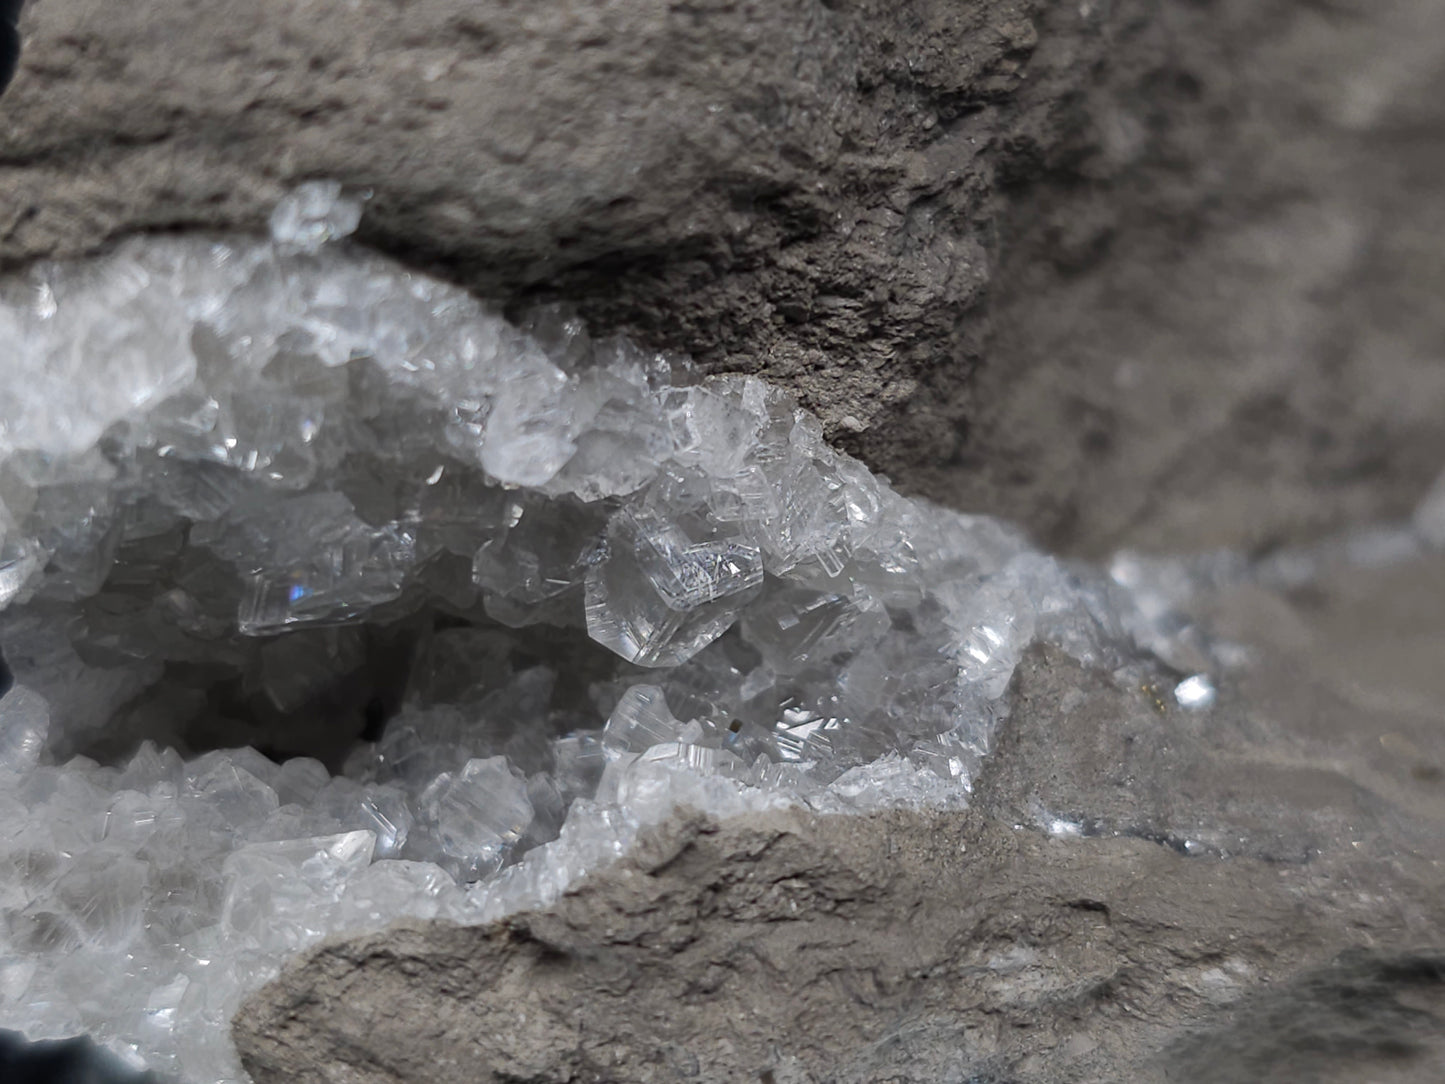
[0,184,1138,1081]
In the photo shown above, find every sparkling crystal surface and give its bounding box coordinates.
[0,186,1166,1081]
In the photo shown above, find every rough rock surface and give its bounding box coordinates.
[974,0,1445,555]
[234,553,1445,1083]
[234,809,1445,1084]
[3,0,1443,554]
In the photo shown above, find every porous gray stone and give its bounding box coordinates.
[4,0,1444,554]
[234,812,1445,1084]
[235,552,1445,1083]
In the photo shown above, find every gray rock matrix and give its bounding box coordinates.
[4,0,1445,555]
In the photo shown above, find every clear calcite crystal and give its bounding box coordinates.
[585,507,765,666]
[0,686,48,772]
[417,757,534,882]
[0,186,1141,1081]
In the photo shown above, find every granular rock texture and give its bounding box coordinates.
[235,814,1445,1084]
[235,550,1445,1083]
[4,0,1444,553]
[973,0,1445,555]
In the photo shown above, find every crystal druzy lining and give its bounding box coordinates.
[0,186,1134,1080]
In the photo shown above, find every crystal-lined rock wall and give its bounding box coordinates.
[0,186,1147,1080]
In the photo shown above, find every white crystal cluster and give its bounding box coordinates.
[0,185,1131,1080]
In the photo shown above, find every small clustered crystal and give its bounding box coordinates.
[0,185,1134,1081]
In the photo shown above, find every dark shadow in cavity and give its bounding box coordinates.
[0,0,20,100]
[0,1029,158,1084]
[72,605,629,778]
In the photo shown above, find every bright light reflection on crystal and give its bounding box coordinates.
[1174,674,1217,710]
